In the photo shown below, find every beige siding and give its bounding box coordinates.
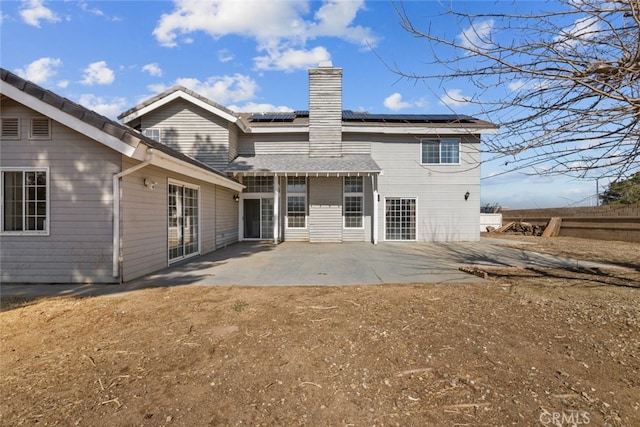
[309,68,342,157]
[215,186,239,247]
[370,134,481,242]
[309,177,343,242]
[120,162,239,282]
[120,162,167,281]
[228,126,239,161]
[1,99,119,283]
[141,99,232,170]
[237,133,309,156]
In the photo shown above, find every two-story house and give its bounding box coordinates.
[1,63,496,284]
[120,63,497,246]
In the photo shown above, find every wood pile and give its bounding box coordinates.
[487,217,563,237]
[486,221,544,236]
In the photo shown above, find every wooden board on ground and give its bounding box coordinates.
[495,221,515,233]
[542,217,562,238]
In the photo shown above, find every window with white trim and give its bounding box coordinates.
[286,176,306,228]
[29,117,51,139]
[143,128,162,142]
[243,176,273,193]
[1,169,49,234]
[1,117,20,139]
[344,176,363,228]
[385,197,416,241]
[421,138,460,164]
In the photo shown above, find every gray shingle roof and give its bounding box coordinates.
[225,154,381,174]
[1,68,235,183]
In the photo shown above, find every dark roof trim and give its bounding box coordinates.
[248,109,496,127]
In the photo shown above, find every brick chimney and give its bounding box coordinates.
[308,62,342,157]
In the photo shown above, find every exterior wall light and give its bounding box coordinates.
[143,178,157,190]
[233,194,240,202]
[464,191,470,201]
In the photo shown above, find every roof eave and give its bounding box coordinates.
[119,89,242,128]
[0,80,138,157]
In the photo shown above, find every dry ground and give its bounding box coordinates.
[1,236,638,426]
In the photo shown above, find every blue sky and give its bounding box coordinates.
[0,0,606,208]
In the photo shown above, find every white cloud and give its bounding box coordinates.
[554,16,602,51]
[383,92,412,111]
[15,57,62,84]
[79,1,103,16]
[218,49,234,63]
[19,0,60,27]
[77,94,128,119]
[150,74,259,105]
[307,0,377,48]
[439,88,472,108]
[228,102,293,113]
[457,19,494,52]
[78,1,121,21]
[254,46,331,72]
[56,80,69,89]
[152,0,377,71]
[508,80,527,92]
[142,63,163,77]
[80,61,115,86]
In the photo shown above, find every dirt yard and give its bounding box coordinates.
[1,236,638,426]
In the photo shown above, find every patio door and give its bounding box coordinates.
[385,197,416,241]
[168,182,199,262]
[243,198,273,240]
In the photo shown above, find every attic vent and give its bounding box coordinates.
[30,117,51,139]
[1,117,20,138]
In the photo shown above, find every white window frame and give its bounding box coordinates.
[1,117,20,139]
[29,117,51,140]
[420,138,460,165]
[143,128,162,142]
[1,167,50,236]
[343,176,364,229]
[286,176,307,229]
[167,179,201,264]
[384,197,417,242]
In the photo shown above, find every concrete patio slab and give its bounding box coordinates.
[0,238,617,299]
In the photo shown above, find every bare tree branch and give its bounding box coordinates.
[392,0,640,180]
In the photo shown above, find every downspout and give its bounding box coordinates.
[372,174,379,245]
[112,148,155,281]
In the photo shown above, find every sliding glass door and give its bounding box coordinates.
[168,182,199,262]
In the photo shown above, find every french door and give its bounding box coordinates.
[168,182,199,262]
[385,197,416,241]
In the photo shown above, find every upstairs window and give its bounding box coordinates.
[1,117,20,139]
[421,138,460,164]
[1,169,49,234]
[143,128,162,142]
[29,117,51,140]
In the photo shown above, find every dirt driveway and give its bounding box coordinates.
[1,236,638,426]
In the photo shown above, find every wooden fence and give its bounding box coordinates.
[501,204,640,243]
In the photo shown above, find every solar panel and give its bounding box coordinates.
[249,110,477,124]
[249,112,295,122]
[341,112,476,123]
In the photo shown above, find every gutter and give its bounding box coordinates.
[112,148,155,280]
